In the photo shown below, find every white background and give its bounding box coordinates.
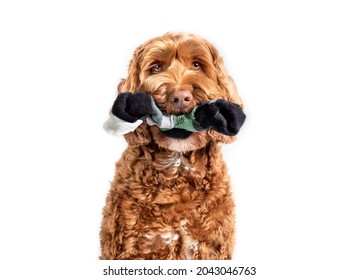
[1,0,357,279]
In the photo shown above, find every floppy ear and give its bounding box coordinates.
[206,41,245,144]
[116,43,153,146]
[117,44,145,92]
[206,42,244,108]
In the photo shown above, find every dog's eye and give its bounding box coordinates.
[151,64,163,74]
[192,61,201,70]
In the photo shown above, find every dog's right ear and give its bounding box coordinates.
[117,44,146,92]
[115,43,153,146]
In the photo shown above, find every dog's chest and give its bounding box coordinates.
[141,218,198,259]
[153,152,197,173]
[139,154,206,259]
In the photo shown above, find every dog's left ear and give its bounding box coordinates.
[206,41,244,109]
[205,41,245,144]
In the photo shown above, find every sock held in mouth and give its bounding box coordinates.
[103,94,245,137]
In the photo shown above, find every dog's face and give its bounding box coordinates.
[118,33,243,152]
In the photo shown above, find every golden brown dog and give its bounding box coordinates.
[100,32,245,259]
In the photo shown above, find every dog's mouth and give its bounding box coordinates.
[148,92,202,139]
[159,109,194,139]
[151,102,196,139]
[165,107,195,116]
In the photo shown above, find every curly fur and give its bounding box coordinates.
[100,32,244,259]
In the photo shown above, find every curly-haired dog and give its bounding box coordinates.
[100,32,245,260]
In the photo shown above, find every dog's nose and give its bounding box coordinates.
[169,90,193,109]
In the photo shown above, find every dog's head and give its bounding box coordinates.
[118,32,243,152]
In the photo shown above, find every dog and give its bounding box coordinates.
[100,32,245,259]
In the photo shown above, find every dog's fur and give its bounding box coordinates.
[100,32,244,259]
